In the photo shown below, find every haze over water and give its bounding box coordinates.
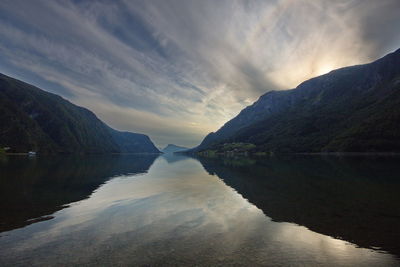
[0,154,399,266]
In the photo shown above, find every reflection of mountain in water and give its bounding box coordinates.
[0,154,158,233]
[197,155,400,257]
[161,153,192,164]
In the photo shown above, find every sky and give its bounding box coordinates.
[0,0,399,148]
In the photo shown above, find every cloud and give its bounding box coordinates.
[0,0,399,147]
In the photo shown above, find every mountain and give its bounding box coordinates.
[161,144,189,153]
[0,73,160,154]
[193,48,400,153]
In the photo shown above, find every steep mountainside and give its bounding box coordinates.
[194,48,400,153]
[0,73,160,154]
[161,144,189,153]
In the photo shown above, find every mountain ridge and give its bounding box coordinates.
[161,144,189,153]
[192,48,400,153]
[0,73,160,154]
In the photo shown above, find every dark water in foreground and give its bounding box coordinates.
[0,154,399,266]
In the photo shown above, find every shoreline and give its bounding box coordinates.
[190,151,400,158]
[4,152,163,156]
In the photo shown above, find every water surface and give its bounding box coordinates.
[0,154,399,266]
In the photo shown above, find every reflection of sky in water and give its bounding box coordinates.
[0,156,398,266]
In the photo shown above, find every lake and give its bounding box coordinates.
[0,154,399,266]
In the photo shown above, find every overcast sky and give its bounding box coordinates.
[1,0,399,147]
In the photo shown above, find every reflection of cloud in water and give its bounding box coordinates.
[0,155,398,266]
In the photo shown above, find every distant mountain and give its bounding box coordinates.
[161,144,189,153]
[193,48,400,153]
[0,73,160,154]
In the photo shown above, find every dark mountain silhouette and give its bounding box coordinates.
[161,144,189,153]
[193,48,400,153]
[0,73,160,154]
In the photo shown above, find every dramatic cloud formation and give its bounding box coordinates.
[0,0,399,147]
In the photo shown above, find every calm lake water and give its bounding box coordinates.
[0,154,400,266]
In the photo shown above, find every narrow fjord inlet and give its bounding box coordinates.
[1,1,400,266]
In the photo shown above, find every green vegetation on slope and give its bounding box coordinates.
[194,48,400,153]
[0,73,160,154]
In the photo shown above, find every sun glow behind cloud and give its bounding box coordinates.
[0,0,399,147]
[316,64,335,76]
